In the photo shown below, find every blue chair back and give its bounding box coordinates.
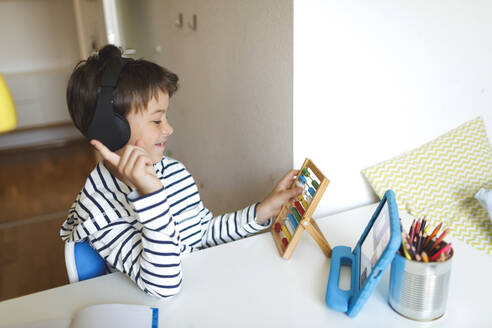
[65,240,106,283]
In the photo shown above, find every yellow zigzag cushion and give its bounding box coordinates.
[362,117,492,255]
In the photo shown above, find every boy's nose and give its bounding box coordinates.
[163,122,174,136]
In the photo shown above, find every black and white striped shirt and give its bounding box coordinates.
[60,157,270,298]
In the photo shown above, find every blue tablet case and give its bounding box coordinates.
[325,189,401,317]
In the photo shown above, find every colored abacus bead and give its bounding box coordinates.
[299,175,307,184]
[308,187,315,197]
[302,190,312,204]
[294,201,305,216]
[312,180,319,189]
[278,229,289,248]
[291,207,302,222]
[302,168,309,177]
[298,195,309,209]
[283,219,295,236]
[281,224,292,241]
[306,168,321,187]
[296,180,304,189]
[287,213,298,230]
[274,222,281,233]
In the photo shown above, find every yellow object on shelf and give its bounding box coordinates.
[0,74,17,133]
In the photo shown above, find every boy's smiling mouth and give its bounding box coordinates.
[155,141,167,148]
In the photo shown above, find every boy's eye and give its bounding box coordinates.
[153,120,162,124]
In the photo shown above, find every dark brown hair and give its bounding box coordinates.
[67,44,179,136]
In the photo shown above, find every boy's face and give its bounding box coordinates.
[125,90,174,164]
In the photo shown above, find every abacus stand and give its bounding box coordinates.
[271,158,333,260]
[275,215,332,259]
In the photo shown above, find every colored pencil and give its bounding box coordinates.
[406,244,417,260]
[420,218,426,234]
[427,228,449,254]
[423,222,442,249]
[431,243,452,262]
[414,220,421,240]
[408,219,416,243]
[401,234,412,260]
[420,231,427,254]
[429,243,442,257]
[400,219,451,262]
[424,237,436,253]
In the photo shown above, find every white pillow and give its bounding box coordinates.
[476,188,492,221]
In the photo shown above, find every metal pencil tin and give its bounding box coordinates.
[389,250,453,321]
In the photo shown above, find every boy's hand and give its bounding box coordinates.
[91,139,163,196]
[256,170,303,224]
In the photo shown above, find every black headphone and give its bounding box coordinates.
[87,57,133,151]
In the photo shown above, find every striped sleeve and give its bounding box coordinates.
[64,185,183,299]
[90,223,183,299]
[198,202,272,249]
[112,188,182,299]
[156,158,272,249]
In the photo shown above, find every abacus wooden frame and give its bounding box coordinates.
[271,158,332,260]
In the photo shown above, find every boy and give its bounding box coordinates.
[60,45,302,299]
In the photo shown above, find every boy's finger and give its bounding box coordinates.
[135,154,154,174]
[90,139,120,166]
[124,148,149,174]
[282,187,303,200]
[278,169,299,188]
[285,169,299,180]
[288,188,304,202]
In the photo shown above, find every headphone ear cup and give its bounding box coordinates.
[113,112,131,148]
[88,57,134,152]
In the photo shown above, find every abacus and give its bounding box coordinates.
[271,158,332,259]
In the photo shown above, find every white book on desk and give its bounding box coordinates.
[8,304,158,328]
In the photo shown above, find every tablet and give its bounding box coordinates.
[325,189,401,317]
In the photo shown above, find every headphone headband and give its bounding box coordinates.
[100,57,132,87]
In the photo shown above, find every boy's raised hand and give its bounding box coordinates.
[90,139,163,196]
[256,170,303,224]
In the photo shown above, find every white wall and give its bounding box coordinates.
[294,0,492,217]
[0,0,80,74]
[73,0,108,58]
[0,0,81,129]
[116,0,293,215]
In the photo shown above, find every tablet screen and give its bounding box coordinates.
[359,201,391,288]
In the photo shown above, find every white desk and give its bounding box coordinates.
[1,204,491,327]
